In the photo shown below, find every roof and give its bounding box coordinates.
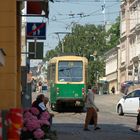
[48,55,88,65]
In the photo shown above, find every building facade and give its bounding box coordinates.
[0,0,50,109]
[120,0,140,86]
[0,49,6,66]
[105,47,119,94]
[0,0,22,109]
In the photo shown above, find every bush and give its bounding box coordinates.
[21,107,52,140]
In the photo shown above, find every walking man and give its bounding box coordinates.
[84,84,101,131]
[130,107,140,132]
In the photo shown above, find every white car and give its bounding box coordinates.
[116,89,140,115]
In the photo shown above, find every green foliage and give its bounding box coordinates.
[106,17,120,51]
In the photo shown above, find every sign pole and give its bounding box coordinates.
[34,38,37,59]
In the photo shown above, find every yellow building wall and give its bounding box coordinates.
[0,0,21,109]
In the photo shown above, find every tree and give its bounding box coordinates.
[106,16,120,51]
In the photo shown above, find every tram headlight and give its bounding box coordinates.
[56,87,59,95]
[75,101,81,106]
[82,88,85,95]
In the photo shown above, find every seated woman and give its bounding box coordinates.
[32,94,45,113]
[43,97,54,125]
[32,95,54,125]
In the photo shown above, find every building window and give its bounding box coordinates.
[137,32,140,43]
[121,10,125,19]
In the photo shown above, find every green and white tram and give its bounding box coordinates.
[47,55,88,111]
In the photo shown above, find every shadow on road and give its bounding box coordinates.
[52,123,140,140]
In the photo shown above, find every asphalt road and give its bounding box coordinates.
[51,94,140,140]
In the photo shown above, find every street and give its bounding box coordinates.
[50,94,140,140]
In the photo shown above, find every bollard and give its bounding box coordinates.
[7,108,23,140]
[0,111,2,140]
[1,110,8,140]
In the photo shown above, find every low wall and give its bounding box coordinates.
[128,84,140,92]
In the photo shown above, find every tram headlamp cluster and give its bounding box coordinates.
[56,87,59,95]
[75,101,81,106]
[82,88,85,95]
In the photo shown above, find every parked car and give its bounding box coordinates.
[116,89,140,115]
[120,81,134,94]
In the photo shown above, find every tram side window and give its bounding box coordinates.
[47,64,56,82]
[51,64,56,81]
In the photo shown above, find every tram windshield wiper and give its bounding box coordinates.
[59,67,72,71]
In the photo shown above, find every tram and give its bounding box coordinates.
[47,55,88,111]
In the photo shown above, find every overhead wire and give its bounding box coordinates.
[52,0,120,6]
[88,2,120,16]
[46,1,121,50]
[54,0,120,3]
[48,10,120,23]
[24,2,120,34]
[50,2,120,17]
[48,2,120,22]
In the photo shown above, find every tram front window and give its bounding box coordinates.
[58,61,83,82]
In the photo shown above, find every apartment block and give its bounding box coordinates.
[119,0,140,85]
[105,47,118,94]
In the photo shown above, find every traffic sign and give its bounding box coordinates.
[28,42,44,59]
[26,22,46,40]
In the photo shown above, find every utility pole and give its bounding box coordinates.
[54,32,63,52]
[54,32,70,53]
[104,0,106,26]
[102,0,106,26]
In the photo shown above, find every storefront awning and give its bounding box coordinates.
[0,49,6,66]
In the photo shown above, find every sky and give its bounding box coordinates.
[45,0,120,52]
[26,0,120,66]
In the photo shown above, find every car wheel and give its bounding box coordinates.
[118,105,124,116]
